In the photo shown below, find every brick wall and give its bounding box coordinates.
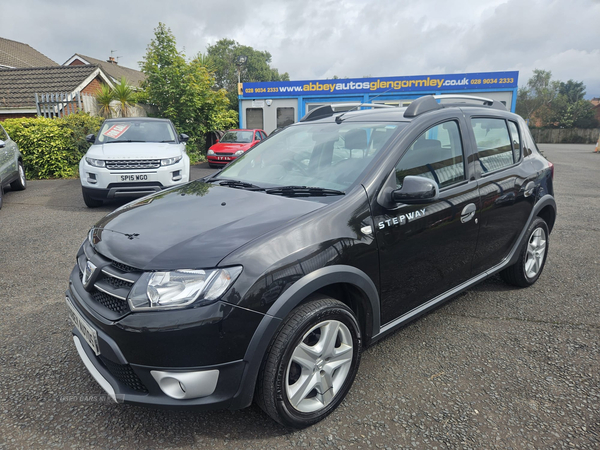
[82,77,104,95]
[69,59,86,66]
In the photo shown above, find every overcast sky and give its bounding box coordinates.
[3,0,600,97]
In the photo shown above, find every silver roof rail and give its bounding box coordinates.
[300,102,396,122]
[330,102,395,111]
[433,94,495,105]
[404,94,507,118]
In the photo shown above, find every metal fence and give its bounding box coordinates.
[35,92,82,118]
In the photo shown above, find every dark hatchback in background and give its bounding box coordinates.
[66,95,556,428]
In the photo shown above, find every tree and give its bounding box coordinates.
[113,77,136,117]
[548,96,598,128]
[558,80,586,103]
[206,38,290,111]
[140,24,237,156]
[95,84,115,118]
[516,69,559,125]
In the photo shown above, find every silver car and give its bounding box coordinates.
[0,124,27,209]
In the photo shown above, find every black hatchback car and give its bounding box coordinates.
[66,95,556,428]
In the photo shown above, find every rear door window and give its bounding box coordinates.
[471,118,515,173]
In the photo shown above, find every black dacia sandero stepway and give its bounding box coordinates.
[66,95,556,428]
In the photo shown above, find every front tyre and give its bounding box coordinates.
[10,161,26,191]
[500,217,549,287]
[82,188,103,208]
[256,297,362,428]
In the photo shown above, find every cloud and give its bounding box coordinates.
[2,0,599,96]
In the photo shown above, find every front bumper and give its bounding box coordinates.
[79,158,190,199]
[66,259,265,409]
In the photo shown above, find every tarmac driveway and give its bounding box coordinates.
[0,147,598,449]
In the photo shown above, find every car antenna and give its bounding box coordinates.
[334,85,397,124]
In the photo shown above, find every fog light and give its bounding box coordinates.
[150,369,219,399]
[172,170,182,181]
[87,173,97,184]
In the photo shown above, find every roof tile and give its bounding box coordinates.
[0,37,58,68]
[0,65,101,108]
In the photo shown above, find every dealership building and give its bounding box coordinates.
[238,71,518,134]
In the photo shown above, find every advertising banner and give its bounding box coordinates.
[241,71,518,98]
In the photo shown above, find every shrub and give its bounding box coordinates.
[3,114,103,179]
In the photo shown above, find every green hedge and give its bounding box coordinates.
[3,114,103,179]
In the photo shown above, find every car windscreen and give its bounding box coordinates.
[96,121,176,144]
[218,122,405,191]
[220,131,254,143]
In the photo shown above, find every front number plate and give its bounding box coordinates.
[66,297,100,355]
[120,174,148,181]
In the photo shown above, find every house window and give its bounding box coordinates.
[277,107,295,128]
[246,108,264,130]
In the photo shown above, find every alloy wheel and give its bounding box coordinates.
[285,319,353,413]
[525,228,547,278]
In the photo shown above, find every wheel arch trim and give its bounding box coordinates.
[228,265,380,409]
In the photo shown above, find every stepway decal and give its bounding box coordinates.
[241,71,518,98]
[378,208,427,230]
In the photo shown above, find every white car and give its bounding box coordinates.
[80,118,190,207]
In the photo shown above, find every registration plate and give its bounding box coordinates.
[66,297,100,355]
[120,174,148,181]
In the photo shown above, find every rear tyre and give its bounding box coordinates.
[10,161,27,191]
[256,297,362,428]
[82,188,103,208]
[500,217,549,287]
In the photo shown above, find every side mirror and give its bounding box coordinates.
[85,134,96,143]
[391,176,439,204]
[0,140,5,148]
[179,133,189,143]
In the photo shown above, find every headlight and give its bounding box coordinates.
[85,157,105,168]
[161,155,182,166]
[128,266,242,311]
[234,150,244,156]
[207,149,215,155]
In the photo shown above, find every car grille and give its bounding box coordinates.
[215,152,234,156]
[79,242,142,318]
[105,160,161,170]
[91,290,131,315]
[99,356,148,393]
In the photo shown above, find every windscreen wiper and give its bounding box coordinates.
[265,186,345,197]
[217,180,265,191]
[105,140,145,143]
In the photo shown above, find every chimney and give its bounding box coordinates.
[107,56,117,65]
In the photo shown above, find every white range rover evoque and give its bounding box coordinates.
[80,118,190,207]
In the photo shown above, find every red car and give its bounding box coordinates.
[207,129,267,168]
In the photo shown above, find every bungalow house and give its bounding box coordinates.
[0,65,113,120]
[63,54,145,88]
